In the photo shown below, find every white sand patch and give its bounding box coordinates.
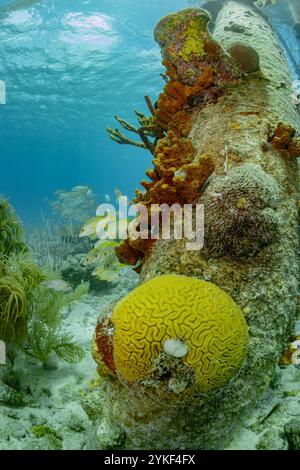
[1,269,300,450]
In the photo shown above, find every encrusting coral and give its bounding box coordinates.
[199,163,282,257]
[0,197,27,257]
[93,275,248,394]
[115,8,243,267]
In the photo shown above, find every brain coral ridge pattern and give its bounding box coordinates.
[115,8,242,267]
[112,275,248,392]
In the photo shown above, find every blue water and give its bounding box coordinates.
[0,0,299,226]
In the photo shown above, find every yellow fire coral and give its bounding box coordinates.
[112,274,248,392]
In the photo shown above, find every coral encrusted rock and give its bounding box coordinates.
[94,275,248,393]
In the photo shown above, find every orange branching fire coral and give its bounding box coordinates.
[114,9,242,267]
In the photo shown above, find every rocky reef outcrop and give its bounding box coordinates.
[93,3,300,449]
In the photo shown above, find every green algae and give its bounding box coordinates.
[179,19,206,61]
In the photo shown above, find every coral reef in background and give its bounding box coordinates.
[60,254,105,291]
[45,186,136,288]
[93,274,248,395]
[27,217,75,273]
[46,186,97,226]
[28,187,101,289]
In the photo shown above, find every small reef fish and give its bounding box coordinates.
[105,194,111,202]
[92,253,123,282]
[95,216,128,239]
[43,279,72,293]
[79,216,104,238]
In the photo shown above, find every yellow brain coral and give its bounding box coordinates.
[112,274,248,392]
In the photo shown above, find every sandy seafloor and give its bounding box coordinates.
[0,269,299,451]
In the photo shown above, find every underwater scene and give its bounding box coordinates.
[0,0,300,453]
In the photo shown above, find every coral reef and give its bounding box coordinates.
[79,214,128,283]
[0,197,86,369]
[115,8,243,267]
[60,254,104,291]
[47,186,97,226]
[0,197,27,256]
[141,136,214,205]
[199,163,282,257]
[93,3,300,450]
[0,200,44,346]
[28,217,98,289]
[94,275,248,394]
[27,217,75,272]
[107,105,159,154]
[153,9,241,88]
